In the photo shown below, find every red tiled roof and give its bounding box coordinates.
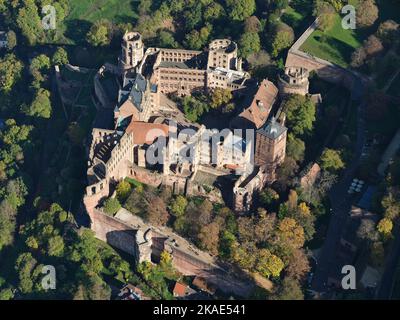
[126,121,170,145]
[173,282,187,297]
[238,79,278,129]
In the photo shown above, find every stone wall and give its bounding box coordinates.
[87,208,255,297]
[90,209,138,257]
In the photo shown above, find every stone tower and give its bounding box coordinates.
[278,66,310,97]
[255,117,287,180]
[207,39,240,70]
[120,32,144,73]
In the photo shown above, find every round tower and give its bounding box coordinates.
[278,66,310,96]
[120,32,144,72]
[207,39,238,70]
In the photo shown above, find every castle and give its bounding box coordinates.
[84,32,298,216]
[79,32,316,293]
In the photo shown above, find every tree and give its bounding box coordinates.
[52,47,69,66]
[184,25,211,50]
[286,249,310,280]
[103,198,121,216]
[377,218,393,235]
[146,196,170,226]
[6,31,17,51]
[204,2,225,21]
[277,217,305,249]
[255,249,284,278]
[287,133,305,162]
[47,235,65,257]
[377,20,400,45]
[158,30,178,49]
[211,88,232,108]
[87,19,112,46]
[226,0,256,21]
[116,180,132,203]
[314,1,336,31]
[16,0,45,45]
[0,54,23,93]
[23,89,52,119]
[244,16,261,33]
[357,0,379,28]
[357,219,379,242]
[271,23,294,57]
[198,222,220,255]
[282,94,316,136]
[0,288,14,300]
[319,148,344,172]
[29,54,51,84]
[271,276,304,300]
[239,32,261,58]
[169,195,188,217]
[382,191,400,220]
[259,188,279,207]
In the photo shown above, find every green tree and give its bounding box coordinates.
[169,195,188,217]
[52,47,69,66]
[271,22,294,57]
[158,30,178,49]
[16,0,45,45]
[0,54,23,93]
[286,133,305,162]
[103,198,121,216]
[0,288,14,300]
[226,0,256,21]
[47,235,65,257]
[23,89,52,119]
[6,30,17,51]
[87,19,112,46]
[211,88,232,109]
[319,148,344,172]
[255,249,284,278]
[239,32,261,58]
[116,180,132,203]
[283,95,316,136]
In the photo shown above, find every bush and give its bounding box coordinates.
[103,198,121,216]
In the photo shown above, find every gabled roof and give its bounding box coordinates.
[237,79,278,129]
[117,73,148,112]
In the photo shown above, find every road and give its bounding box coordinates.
[311,79,367,295]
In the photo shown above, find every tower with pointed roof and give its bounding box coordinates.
[255,117,287,177]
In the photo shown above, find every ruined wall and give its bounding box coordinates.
[90,209,138,257]
[286,51,356,89]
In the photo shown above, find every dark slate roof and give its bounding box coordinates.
[117,73,148,112]
[257,117,286,140]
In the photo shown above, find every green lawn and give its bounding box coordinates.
[299,0,400,68]
[56,0,139,44]
[300,14,363,67]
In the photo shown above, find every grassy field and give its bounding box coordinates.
[56,0,139,44]
[67,0,139,24]
[299,0,400,67]
[300,14,364,67]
